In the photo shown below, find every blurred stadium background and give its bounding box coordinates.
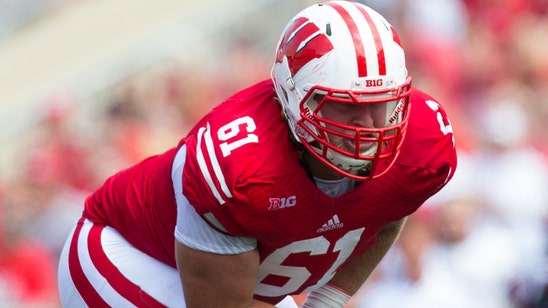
[0,0,546,307]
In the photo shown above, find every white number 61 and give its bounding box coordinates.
[218,116,259,157]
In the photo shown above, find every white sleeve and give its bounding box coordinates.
[171,144,257,254]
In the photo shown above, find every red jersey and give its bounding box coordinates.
[84,79,456,304]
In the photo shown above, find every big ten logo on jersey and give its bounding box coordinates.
[268,195,297,210]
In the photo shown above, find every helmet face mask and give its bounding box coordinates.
[272,1,412,181]
[298,79,411,180]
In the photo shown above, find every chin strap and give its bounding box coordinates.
[301,284,351,308]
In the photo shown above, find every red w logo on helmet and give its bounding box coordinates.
[275,17,334,77]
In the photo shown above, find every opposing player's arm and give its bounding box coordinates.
[318,217,407,301]
[175,241,276,308]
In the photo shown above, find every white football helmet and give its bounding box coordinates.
[272,0,412,181]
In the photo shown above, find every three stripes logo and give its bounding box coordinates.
[317,214,344,233]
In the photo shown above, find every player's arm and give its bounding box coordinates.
[175,241,276,308]
[173,141,277,307]
[173,197,274,307]
[331,217,406,292]
[302,217,407,307]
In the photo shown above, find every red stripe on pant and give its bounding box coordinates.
[69,218,167,307]
[87,222,166,307]
[68,217,110,307]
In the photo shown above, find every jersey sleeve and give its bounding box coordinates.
[401,88,458,194]
[179,80,283,238]
[172,144,257,254]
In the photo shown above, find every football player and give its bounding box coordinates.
[58,1,457,307]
